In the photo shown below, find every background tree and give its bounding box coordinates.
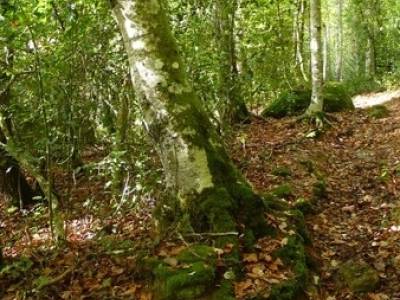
[307,0,324,115]
[214,0,250,124]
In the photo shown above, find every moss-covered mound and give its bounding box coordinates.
[367,105,390,119]
[338,260,380,293]
[152,245,220,300]
[262,82,355,118]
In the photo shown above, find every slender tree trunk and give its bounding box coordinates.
[294,0,308,82]
[365,36,376,78]
[214,0,250,124]
[323,23,330,81]
[111,0,267,242]
[307,0,324,114]
[335,0,343,81]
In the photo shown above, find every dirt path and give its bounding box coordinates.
[231,98,400,299]
[353,89,400,108]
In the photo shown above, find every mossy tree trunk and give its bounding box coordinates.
[307,0,324,115]
[214,0,250,124]
[111,0,267,244]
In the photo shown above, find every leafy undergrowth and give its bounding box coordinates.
[1,97,400,299]
[0,147,307,297]
[231,98,400,299]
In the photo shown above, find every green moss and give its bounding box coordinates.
[367,105,390,119]
[294,198,314,215]
[262,82,354,119]
[262,88,311,118]
[154,262,215,300]
[272,184,293,199]
[338,260,379,293]
[177,245,217,265]
[269,279,303,300]
[391,207,400,223]
[211,280,235,300]
[194,187,236,233]
[312,179,327,199]
[272,166,292,178]
[323,82,354,112]
[272,235,308,299]
[299,159,314,173]
[286,210,310,244]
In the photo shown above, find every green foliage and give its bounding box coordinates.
[272,183,293,199]
[272,166,292,178]
[0,257,33,281]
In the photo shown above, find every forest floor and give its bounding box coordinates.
[0,92,400,299]
[231,94,400,299]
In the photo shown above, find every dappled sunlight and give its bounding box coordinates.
[353,89,400,108]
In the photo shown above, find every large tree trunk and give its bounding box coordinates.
[306,0,324,114]
[111,0,267,242]
[214,0,250,124]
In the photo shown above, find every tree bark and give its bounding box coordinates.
[365,36,376,78]
[294,0,308,82]
[307,0,324,114]
[214,0,250,124]
[323,23,330,81]
[111,0,267,243]
[335,0,343,81]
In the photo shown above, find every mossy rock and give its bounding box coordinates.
[262,82,354,118]
[272,184,293,199]
[271,235,308,299]
[323,82,355,112]
[338,260,379,293]
[294,198,314,215]
[312,179,327,199]
[272,166,292,178]
[210,280,235,300]
[152,245,220,300]
[262,88,311,118]
[367,105,390,119]
[154,261,216,300]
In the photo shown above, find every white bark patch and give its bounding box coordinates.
[135,61,164,88]
[176,143,213,198]
[132,40,145,50]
